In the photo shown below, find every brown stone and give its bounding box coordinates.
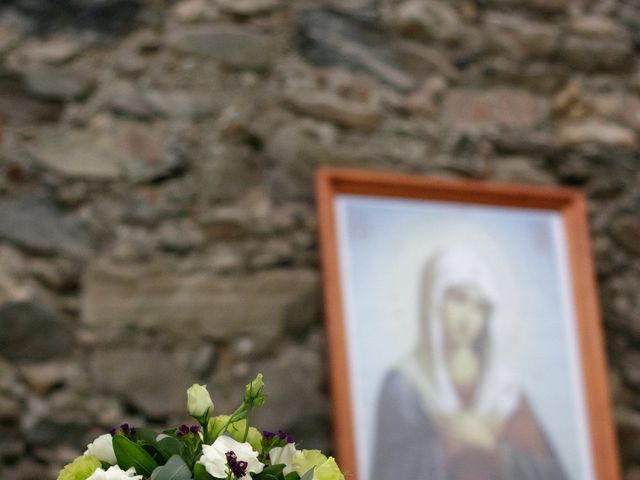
[91,349,194,419]
[558,121,636,150]
[612,215,640,256]
[82,262,319,343]
[18,36,82,65]
[560,35,633,72]
[443,88,545,130]
[284,91,383,131]
[22,65,94,101]
[169,26,272,70]
[490,157,555,185]
[386,0,463,43]
[218,0,282,16]
[19,362,71,395]
[616,408,640,460]
[485,13,559,59]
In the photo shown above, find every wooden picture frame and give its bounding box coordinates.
[316,167,620,480]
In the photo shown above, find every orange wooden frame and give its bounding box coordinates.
[315,167,620,480]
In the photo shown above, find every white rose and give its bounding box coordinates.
[86,465,142,480]
[187,384,214,418]
[84,434,117,465]
[269,443,298,475]
[198,435,264,478]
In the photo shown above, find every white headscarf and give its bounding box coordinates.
[399,248,520,420]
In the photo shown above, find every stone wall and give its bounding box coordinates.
[0,0,639,478]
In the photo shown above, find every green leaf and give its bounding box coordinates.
[193,463,214,480]
[113,434,159,478]
[260,464,285,477]
[150,455,192,480]
[256,475,280,480]
[157,437,184,460]
[144,444,167,465]
[284,473,300,480]
[136,428,161,445]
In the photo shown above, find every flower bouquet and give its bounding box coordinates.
[57,375,344,480]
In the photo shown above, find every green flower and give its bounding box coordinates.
[57,455,101,480]
[208,415,230,441]
[293,450,328,477]
[227,419,263,452]
[244,374,266,407]
[315,457,345,480]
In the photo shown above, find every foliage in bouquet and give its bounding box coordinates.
[57,374,345,480]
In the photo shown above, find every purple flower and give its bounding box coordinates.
[111,424,136,438]
[226,450,248,478]
[278,430,295,444]
[190,425,201,434]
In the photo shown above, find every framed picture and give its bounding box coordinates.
[316,168,620,480]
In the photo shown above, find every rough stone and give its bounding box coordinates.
[569,15,629,39]
[1,459,54,480]
[217,0,281,16]
[0,425,24,460]
[169,26,273,70]
[101,80,154,119]
[144,89,217,119]
[82,262,319,343]
[284,90,383,131]
[443,88,545,130]
[486,0,567,13]
[155,219,205,254]
[19,362,72,395]
[197,144,258,203]
[484,13,559,59]
[91,349,194,419]
[0,73,63,123]
[31,122,189,182]
[617,408,640,460]
[10,0,144,34]
[385,0,463,44]
[18,36,83,64]
[612,216,640,256]
[0,300,74,362]
[557,121,636,150]
[297,8,415,91]
[30,127,124,179]
[25,418,89,447]
[120,123,191,183]
[171,0,213,22]
[0,394,20,422]
[0,196,92,258]
[22,65,94,101]
[0,25,22,55]
[490,158,555,185]
[560,35,633,72]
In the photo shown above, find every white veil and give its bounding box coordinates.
[399,248,521,420]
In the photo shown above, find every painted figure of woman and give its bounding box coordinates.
[372,249,568,480]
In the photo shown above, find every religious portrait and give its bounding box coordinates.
[316,169,620,480]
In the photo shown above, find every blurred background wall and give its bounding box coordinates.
[0,0,638,478]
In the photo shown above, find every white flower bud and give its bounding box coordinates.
[187,384,214,419]
[84,434,117,465]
